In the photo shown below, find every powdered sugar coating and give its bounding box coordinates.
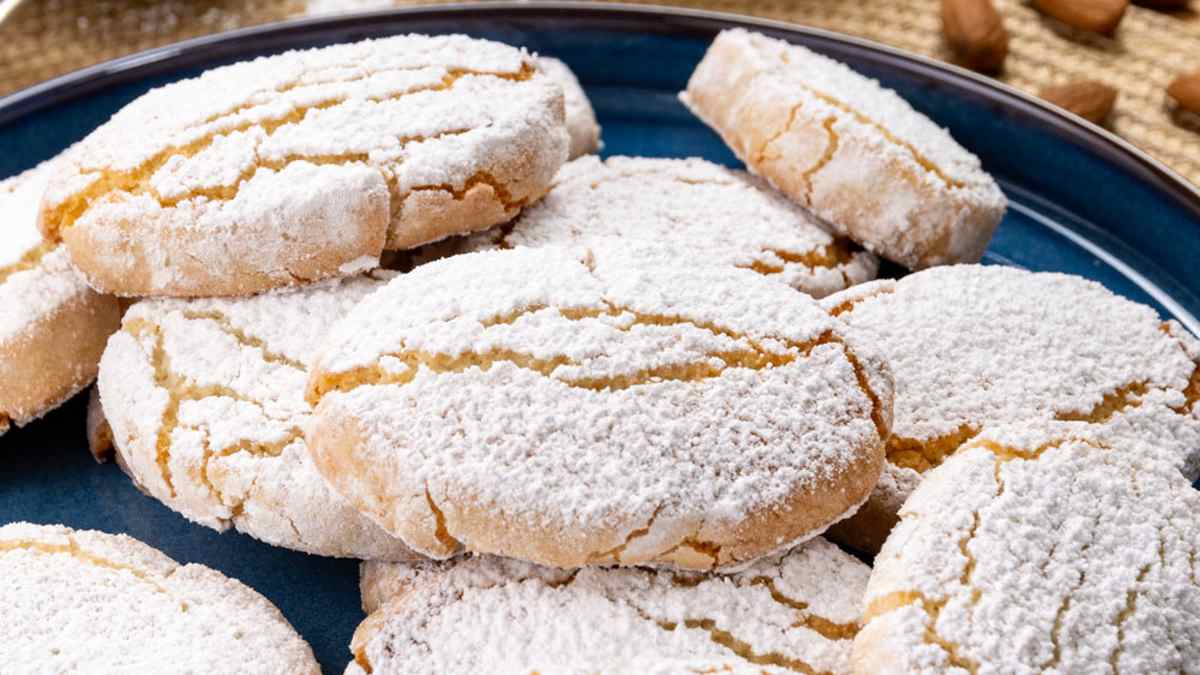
[97,274,414,560]
[0,522,319,674]
[681,29,1007,269]
[41,34,569,297]
[0,160,121,434]
[536,57,601,159]
[424,156,878,298]
[352,537,868,674]
[306,243,892,570]
[854,423,1200,673]
[822,265,1200,554]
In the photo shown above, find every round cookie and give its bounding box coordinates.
[419,155,878,298]
[350,537,868,674]
[40,34,569,297]
[0,159,121,437]
[821,265,1200,554]
[681,29,1007,269]
[305,243,893,570]
[536,56,601,159]
[0,522,319,673]
[854,422,1200,673]
[98,273,416,560]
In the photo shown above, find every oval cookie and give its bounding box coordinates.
[537,56,601,159]
[855,423,1200,673]
[97,273,415,560]
[0,522,319,673]
[681,29,1007,269]
[351,537,868,674]
[0,160,121,437]
[420,155,878,298]
[821,265,1200,554]
[306,243,893,570]
[40,34,569,297]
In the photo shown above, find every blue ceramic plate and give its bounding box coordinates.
[2,3,1199,671]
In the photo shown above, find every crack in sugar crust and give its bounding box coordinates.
[0,522,319,674]
[855,423,1200,673]
[680,29,1007,269]
[40,34,569,293]
[307,244,891,569]
[96,274,414,560]
[421,156,877,299]
[354,538,867,674]
[0,156,122,431]
[820,265,1200,548]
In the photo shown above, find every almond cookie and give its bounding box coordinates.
[305,243,893,570]
[0,160,121,438]
[854,423,1200,673]
[418,156,878,298]
[350,537,867,674]
[0,522,319,673]
[39,34,569,297]
[681,29,1007,269]
[821,265,1200,554]
[97,273,416,560]
[537,57,601,159]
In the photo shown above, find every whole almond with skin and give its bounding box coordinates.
[1168,70,1200,114]
[941,0,1009,73]
[1039,80,1118,125]
[1032,0,1129,35]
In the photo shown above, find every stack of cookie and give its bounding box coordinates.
[2,27,1197,675]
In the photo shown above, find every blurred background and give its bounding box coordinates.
[1,0,1197,185]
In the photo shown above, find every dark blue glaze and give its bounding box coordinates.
[1,5,1198,672]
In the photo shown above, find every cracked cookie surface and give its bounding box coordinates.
[0,522,319,673]
[0,157,121,437]
[416,156,878,298]
[821,265,1200,554]
[681,29,1007,270]
[40,33,569,297]
[854,423,1200,674]
[305,243,892,570]
[97,273,416,560]
[350,537,867,674]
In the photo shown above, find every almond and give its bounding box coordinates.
[1039,80,1118,125]
[1032,0,1129,35]
[941,0,1009,73]
[1167,70,1200,115]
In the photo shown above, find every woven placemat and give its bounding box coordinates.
[2,0,1198,185]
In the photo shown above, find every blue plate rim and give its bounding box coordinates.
[2,0,1197,218]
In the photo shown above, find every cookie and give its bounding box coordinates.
[39,34,569,297]
[854,423,1200,673]
[0,160,121,437]
[537,57,601,159]
[86,387,114,462]
[420,155,878,298]
[97,273,416,560]
[305,243,893,570]
[350,537,868,674]
[681,29,1007,269]
[0,522,319,673]
[820,265,1200,554]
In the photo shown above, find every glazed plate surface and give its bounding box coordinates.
[2,3,1198,670]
